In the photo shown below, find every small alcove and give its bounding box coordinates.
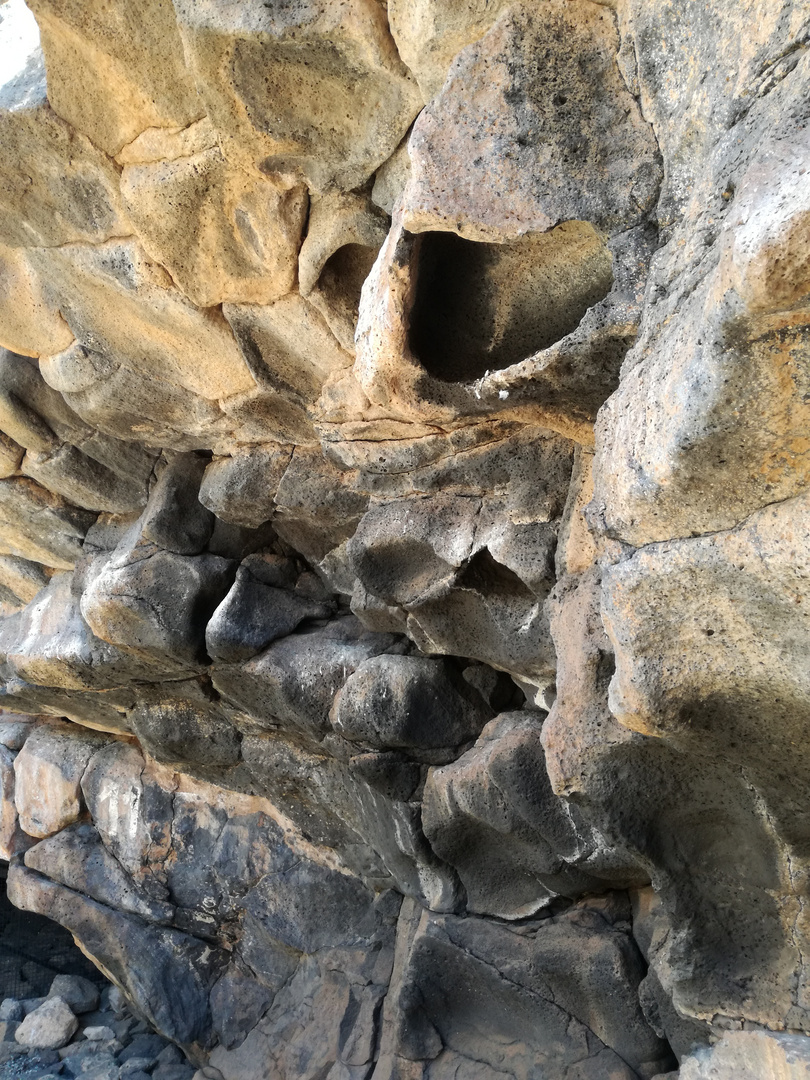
[407,221,614,382]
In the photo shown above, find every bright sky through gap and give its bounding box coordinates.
[0,0,40,87]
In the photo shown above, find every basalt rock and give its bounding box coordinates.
[0,0,809,1075]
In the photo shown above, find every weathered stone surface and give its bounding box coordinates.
[47,975,99,1015]
[139,455,213,557]
[213,616,398,739]
[0,243,75,359]
[402,2,661,240]
[347,491,560,685]
[387,0,512,102]
[0,556,50,610]
[121,148,308,308]
[33,240,256,446]
[273,446,370,564]
[222,296,353,446]
[0,573,177,691]
[14,996,77,1050]
[172,0,422,192]
[206,560,333,664]
[1,0,810,1072]
[25,0,202,156]
[24,824,176,925]
[81,541,234,669]
[349,210,656,444]
[0,741,31,861]
[333,655,492,752]
[0,348,157,515]
[299,192,389,353]
[0,478,94,570]
[198,447,291,529]
[8,865,225,1053]
[422,711,608,919]
[590,11,810,546]
[0,21,129,248]
[679,1031,810,1079]
[12,720,108,838]
[378,899,672,1079]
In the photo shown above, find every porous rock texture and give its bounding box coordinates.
[0,0,808,1076]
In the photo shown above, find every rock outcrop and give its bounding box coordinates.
[0,0,809,1075]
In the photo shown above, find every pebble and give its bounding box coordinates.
[119,1058,156,1075]
[15,998,78,1051]
[47,976,100,1016]
[0,999,24,1022]
[0,1020,19,1042]
[82,1026,115,1042]
[0,975,199,1080]
[155,1044,184,1066]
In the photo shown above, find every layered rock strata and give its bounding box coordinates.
[0,0,809,1076]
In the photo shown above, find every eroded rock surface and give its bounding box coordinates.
[0,0,809,1075]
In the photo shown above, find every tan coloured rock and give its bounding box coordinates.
[0,555,50,608]
[591,43,810,546]
[402,2,661,240]
[13,720,107,838]
[172,0,422,192]
[679,1032,810,1079]
[371,134,412,216]
[30,240,256,448]
[121,146,308,308]
[0,244,74,358]
[388,0,513,101]
[25,0,203,156]
[0,477,95,569]
[116,117,219,166]
[0,28,129,248]
[0,431,22,478]
[222,294,353,444]
[0,348,157,514]
[299,193,389,352]
[347,209,651,444]
[0,743,32,860]
[555,449,597,578]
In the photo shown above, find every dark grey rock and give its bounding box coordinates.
[139,453,214,556]
[118,1058,156,1076]
[206,562,333,664]
[209,968,273,1050]
[422,711,609,918]
[154,1044,184,1066]
[117,1034,173,1063]
[0,1000,24,1022]
[128,682,241,773]
[0,1019,19,1041]
[382,899,672,1079]
[212,616,399,737]
[332,654,493,751]
[47,976,99,1016]
[81,542,235,667]
[8,867,225,1053]
[151,1066,195,1080]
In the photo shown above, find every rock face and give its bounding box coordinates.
[0,0,809,1075]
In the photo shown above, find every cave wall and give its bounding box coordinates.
[0,0,809,1076]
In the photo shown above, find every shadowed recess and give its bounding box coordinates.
[408,221,614,382]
